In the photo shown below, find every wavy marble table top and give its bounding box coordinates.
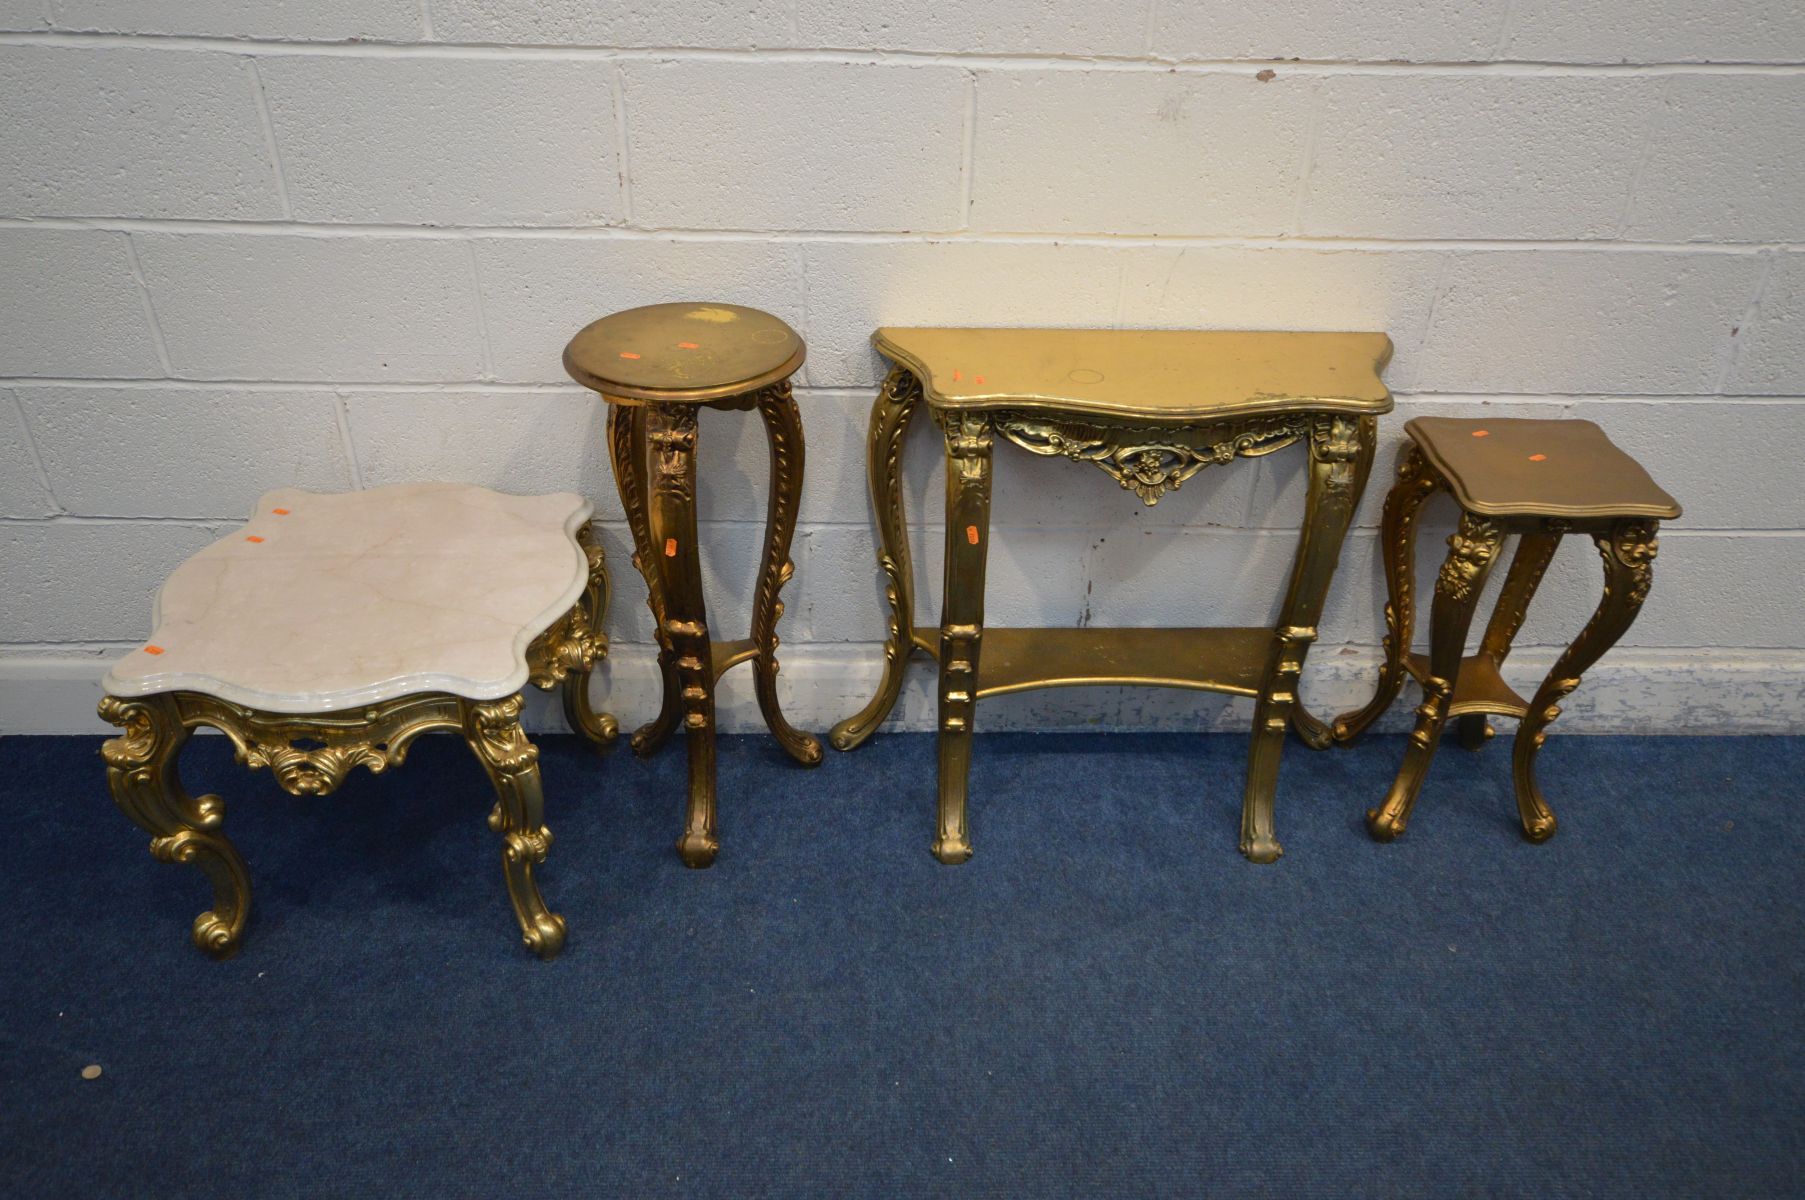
[104,483,592,714]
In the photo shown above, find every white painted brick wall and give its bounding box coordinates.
[1,7,1802,735]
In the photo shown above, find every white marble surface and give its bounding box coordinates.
[104,483,593,713]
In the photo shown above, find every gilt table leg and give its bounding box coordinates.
[1512,519,1657,842]
[1292,410,1377,749]
[643,404,719,868]
[99,693,251,958]
[463,694,566,960]
[1458,528,1563,751]
[831,365,926,752]
[751,380,823,766]
[934,411,993,865]
[1332,442,1443,744]
[1240,415,1373,863]
[560,519,620,750]
[1367,512,1504,841]
[610,402,682,758]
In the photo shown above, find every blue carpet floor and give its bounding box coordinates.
[1,729,1800,1198]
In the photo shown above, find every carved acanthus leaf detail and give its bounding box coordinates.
[992,411,1307,505]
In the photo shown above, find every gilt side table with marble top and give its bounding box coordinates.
[830,327,1394,864]
[564,303,822,869]
[98,483,616,960]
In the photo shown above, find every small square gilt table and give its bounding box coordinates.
[830,328,1394,864]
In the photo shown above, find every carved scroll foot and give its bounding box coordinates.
[631,652,681,758]
[463,695,566,960]
[830,365,925,752]
[100,693,251,958]
[562,675,620,751]
[1511,520,1657,844]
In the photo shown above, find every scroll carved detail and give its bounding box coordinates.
[992,410,1307,505]
[181,693,462,797]
[1436,514,1504,603]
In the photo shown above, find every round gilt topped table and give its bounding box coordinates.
[565,303,821,869]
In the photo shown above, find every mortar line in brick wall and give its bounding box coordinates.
[610,60,634,223]
[3,378,1803,405]
[1715,251,1779,395]
[4,31,1805,73]
[117,233,174,377]
[244,58,293,220]
[1,217,1796,254]
[4,388,64,515]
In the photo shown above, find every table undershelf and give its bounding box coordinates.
[1405,652,1531,718]
[912,626,1274,699]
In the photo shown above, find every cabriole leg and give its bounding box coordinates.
[560,519,620,750]
[463,695,566,960]
[1367,513,1504,841]
[1292,411,1376,748]
[100,693,251,958]
[610,401,681,758]
[644,404,719,868]
[1333,442,1442,744]
[1512,520,1657,842]
[1459,528,1563,750]
[1241,416,1372,863]
[751,380,823,765]
[934,412,993,865]
[831,365,926,751]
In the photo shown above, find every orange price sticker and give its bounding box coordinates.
[620,351,642,360]
[245,535,265,543]
[1528,454,1547,462]
[677,341,700,349]
[272,507,291,515]
[144,644,165,656]
[1471,430,1489,438]
[966,525,980,545]
[664,537,678,557]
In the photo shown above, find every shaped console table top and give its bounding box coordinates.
[833,326,1393,866]
[100,483,616,961]
[105,483,596,714]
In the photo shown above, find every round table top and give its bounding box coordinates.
[563,303,805,402]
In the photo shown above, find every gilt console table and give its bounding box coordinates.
[829,328,1393,864]
[565,303,822,869]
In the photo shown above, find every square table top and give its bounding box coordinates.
[872,327,1393,423]
[1407,417,1681,521]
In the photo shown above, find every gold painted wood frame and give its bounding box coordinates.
[832,348,1386,866]
[603,380,822,869]
[99,522,617,961]
[1332,442,1669,843]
